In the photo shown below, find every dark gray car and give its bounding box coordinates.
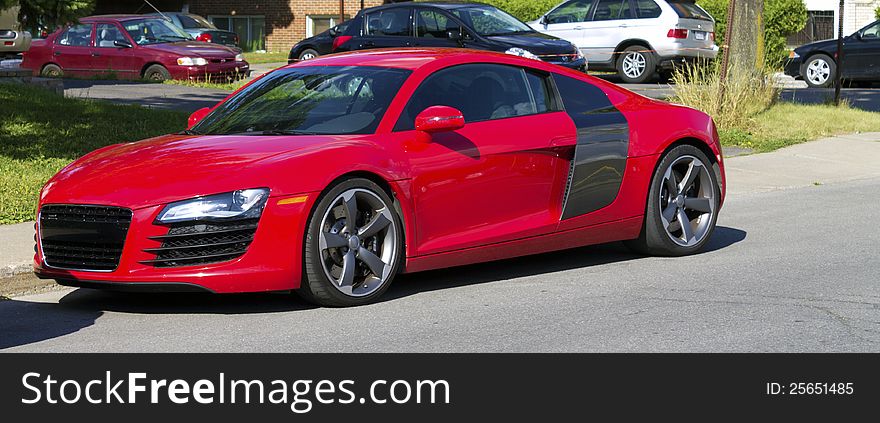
[149,12,240,49]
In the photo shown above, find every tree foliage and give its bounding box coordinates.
[0,0,95,31]
[698,0,807,67]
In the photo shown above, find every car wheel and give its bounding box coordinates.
[626,145,720,256]
[144,64,171,82]
[617,45,655,84]
[803,54,835,88]
[41,64,63,78]
[298,178,403,307]
[298,48,319,61]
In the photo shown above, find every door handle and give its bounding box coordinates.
[362,41,375,47]
[620,24,629,28]
[573,26,585,30]
[53,51,61,56]
[91,52,101,57]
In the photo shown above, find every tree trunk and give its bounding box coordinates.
[727,0,765,72]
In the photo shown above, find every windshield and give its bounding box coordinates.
[123,18,193,45]
[452,6,533,36]
[191,66,412,136]
[667,1,713,21]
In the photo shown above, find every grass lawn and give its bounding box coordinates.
[0,83,187,224]
[163,77,249,92]
[243,51,289,64]
[719,102,880,152]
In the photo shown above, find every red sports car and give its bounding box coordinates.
[34,48,725,306]
[21,15,249,81]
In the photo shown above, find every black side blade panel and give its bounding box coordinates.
[553,74,629,220]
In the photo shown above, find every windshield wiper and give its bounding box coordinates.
[177,129,202,135]
[260,129,323,136]
[159,35,192,41]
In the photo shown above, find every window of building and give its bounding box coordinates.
[306,15,348,38]
[209,15,266,51]
[786,10,834,47]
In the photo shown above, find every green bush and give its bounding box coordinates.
[875,6,880,20]
[698,0,807,68]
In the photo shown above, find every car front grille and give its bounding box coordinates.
[538,54,579,63]
[141,219,258,268]
[39,205,133,271]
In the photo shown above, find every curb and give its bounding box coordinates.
[1,262,32,278]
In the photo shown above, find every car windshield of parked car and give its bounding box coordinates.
[452,6,533,36]
[191,66,412,135]
[123,18,193,45]
[667,0,713,21]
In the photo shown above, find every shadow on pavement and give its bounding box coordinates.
[0,226,745,350]
[62,79,230,113]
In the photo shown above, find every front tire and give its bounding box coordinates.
[41,63,63,78]
[803,54,835,88]
[298,178,403,307]
[144,64,171,82]
[617,45,655,84]
[626,145,720,256]
[298,48,319,61]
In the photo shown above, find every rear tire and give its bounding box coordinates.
[298,178,403,307]
[41,63,63,78]
[144,64,171,82]
[616,45,655,84]
[626,145,720,256]
[298,48,319,61]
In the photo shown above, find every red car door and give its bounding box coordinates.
[51,23,95,77]
[394,63,576,256]
[90,22,139,79]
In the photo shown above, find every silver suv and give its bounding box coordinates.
[529,0,718,83]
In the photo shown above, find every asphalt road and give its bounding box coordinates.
[3,173,878,352]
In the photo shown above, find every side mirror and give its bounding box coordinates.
[852,32,862,41]
[114,40,133,48]
[540,15,548,25]
[415,105,465,133]
[188,107,211,128]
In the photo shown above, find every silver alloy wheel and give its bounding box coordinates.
[658,155,716,247]
[318,188,398,297]
[622,52,647,79]
[806,58,831,86]
[300,52,316,60]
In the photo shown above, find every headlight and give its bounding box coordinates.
[235,53,244,62]
[177,57,208,66]
[505,47,539,60]
[157,189,270,223]
[788,50,800,59]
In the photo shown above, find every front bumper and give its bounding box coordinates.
[34,193,318,294]
[784,57,802,78]
[170,61,251,81]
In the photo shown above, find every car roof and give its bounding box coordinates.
[288,48,504,71]
[361,1,494,13]
[81,15,156,22]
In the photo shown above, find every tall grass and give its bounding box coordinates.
[670,61,779,131]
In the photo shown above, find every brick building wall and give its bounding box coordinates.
[188,0,384,52]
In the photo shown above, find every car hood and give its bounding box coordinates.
[794,38,839,54]
[142,41,239,58]
[41,133,341,209]
[485,31,574,55]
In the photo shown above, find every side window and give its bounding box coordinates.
[593,0,630,21]
[177,14,202,29]
[56,24,93,47]
[365,8,412,37]
[635,0,662,18]
[546,0,594,24]
[862,22,879,39]
[95,24,127,47]
[416,9,458,38]
[395,64,554,131]
[525,71,555,114]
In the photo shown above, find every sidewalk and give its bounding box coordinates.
[1,132,879,277]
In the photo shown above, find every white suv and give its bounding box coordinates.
[529,0,718,83]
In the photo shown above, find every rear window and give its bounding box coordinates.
[667,0,713,21]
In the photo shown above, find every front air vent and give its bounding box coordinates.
[142,219,258,267]
[39,205,132,271]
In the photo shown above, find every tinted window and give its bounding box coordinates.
[593,0,632,21]
[546,0,594,24]
[395,64,552,131]
[862,22,879,39]
[192,66,412,135]
[416,9,458,38]
[56,24,92,47]
[95,23,128,47]
[450,6,532,36]
[525,71,554,114]
[365,9,412,36]
[635,0,662,18]
[667,0,713,21]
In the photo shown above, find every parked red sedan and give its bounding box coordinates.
[21,15,249,81]
[34,48,725,306]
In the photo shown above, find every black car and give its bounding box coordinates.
[331,2,586,71]
[149,12,240,49]
[785,19,880,88]
[288,22,350,63]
